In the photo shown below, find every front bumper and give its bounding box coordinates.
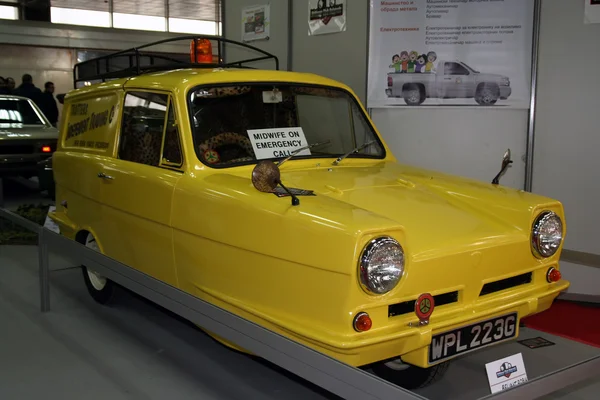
[279,279,569,368]
[0,153,52,176]
[499,86,512,99]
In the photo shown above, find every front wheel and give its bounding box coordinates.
[475,84,499,105]
[371,359,450,390]
[81,232,117,305]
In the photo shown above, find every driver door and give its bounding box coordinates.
[441,62,474,98]
[98,90,184,287]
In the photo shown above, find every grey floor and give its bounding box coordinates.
[1,178,599,399]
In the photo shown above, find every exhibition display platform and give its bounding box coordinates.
[1,207,599,399]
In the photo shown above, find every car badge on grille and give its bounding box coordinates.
[413,293,435,326]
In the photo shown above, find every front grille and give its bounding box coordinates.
[479,272,532,297]
[0,144,35,154]
[388,291,459,318]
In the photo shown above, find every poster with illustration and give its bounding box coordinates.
[367,0,534,108]
[585,0,600,24]
[308,0,346,36]
[242,4,270,42]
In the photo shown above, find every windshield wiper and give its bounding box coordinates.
[277,140,331,166]
[332,140,376,165]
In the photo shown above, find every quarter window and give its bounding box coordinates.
[162,105,183,166]
[119,91,183,168]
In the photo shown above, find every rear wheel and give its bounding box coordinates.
[402,84,425,106]
[371,359,449,389]
[81,232,117,305]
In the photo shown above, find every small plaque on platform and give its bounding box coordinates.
[517,336,555,349]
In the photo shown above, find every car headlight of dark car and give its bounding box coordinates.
[531,211,563,258]
[359,237,404,295]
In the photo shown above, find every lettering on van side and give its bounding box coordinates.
[66,107,112,140]
[71,103,88,116]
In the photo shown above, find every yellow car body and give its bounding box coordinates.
[49,67,569,375]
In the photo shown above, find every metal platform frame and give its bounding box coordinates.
[1,204,599,400]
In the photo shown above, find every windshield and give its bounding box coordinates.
[188,84,385,167]
[462,62,480,73]
[0,98,46,125]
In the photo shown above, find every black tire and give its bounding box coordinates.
[371,360,450,390]
[79,232,117,305]
[402,84,425,106]
[475,83,499,105]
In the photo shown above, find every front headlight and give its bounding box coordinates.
[531,211,563,258]
[359,237,404,295]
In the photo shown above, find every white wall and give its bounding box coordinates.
[532,0,600,295]
[372,108,527,189]
[291,0,369,104]
[224,0,289,70]
[0,19,190,52]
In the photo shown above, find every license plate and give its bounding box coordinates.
[428,313,517,364]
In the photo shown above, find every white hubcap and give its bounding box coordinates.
[85,233,106,291]
[383,358,410,371]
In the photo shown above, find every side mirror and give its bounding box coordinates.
[251,160,300,206]
[492,148,513,185]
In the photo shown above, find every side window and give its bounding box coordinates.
[119,91,169,166]
[444,62,469,75]
[161,104,183,166]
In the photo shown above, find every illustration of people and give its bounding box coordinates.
[399,51,409,73]
[407,51,418,73]
[426,51,437,72]
[414,54,427,73]
[389,54,402,72]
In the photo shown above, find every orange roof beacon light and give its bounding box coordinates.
[190,39,213,64]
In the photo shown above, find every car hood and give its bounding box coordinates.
[273,161,550,256]
[0,125,58,141]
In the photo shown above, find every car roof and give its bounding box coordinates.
[0,94,33,101]
[66,68,352,99]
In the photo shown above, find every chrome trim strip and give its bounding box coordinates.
[561,249,600,269]
[558,293,600,304]
[524,0,541,192]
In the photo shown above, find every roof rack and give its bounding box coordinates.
[72,34,280,88]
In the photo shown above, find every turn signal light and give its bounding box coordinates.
[190,39,213,64]
[353,312,372,332]
[42,146,51,153]
[546,267,562,283]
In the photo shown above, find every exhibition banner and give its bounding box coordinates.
[585,0,600,24]
[367,0,534,109]
[241,4,270,42]
[308,0,347,36]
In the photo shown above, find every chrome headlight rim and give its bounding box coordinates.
[359,236,404,295]
[531,211,563,258]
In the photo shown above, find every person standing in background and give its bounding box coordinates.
[5,77,15,93]
[0,77,10,94]
[38,81,59,127]
[13,74,42,105]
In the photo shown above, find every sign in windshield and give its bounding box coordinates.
[0,98,45,125]
[189,84,384,167]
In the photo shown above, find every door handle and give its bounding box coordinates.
[97,172,114,180]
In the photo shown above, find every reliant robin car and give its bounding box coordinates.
[48,36,569,390]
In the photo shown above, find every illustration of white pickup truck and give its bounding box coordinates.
[385,60,512,106]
